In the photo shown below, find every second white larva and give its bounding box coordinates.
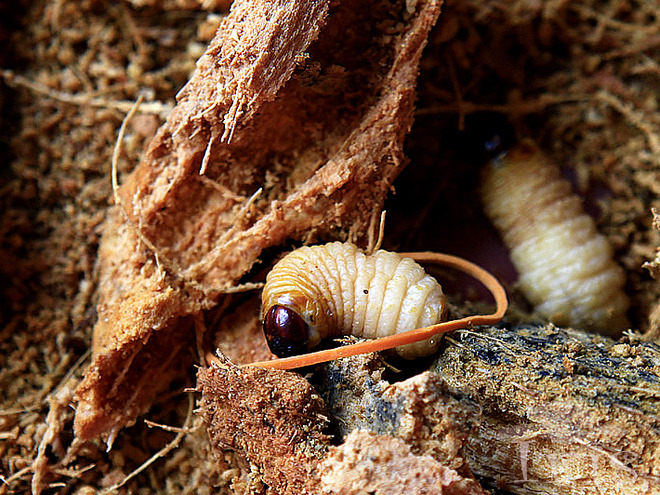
[261,242,447,359]
[480,139,629,335]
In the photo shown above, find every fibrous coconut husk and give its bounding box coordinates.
[6,0,660,493]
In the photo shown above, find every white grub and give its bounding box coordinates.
[480,139,629,335]
[261,242,447,358]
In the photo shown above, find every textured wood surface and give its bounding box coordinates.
[433,325,660,494]
[301,324,660,494]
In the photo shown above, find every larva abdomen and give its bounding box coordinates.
[480,140,629,335]
[261,242,447,359]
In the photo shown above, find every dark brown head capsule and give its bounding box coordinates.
[462,111,516,164]
[263,305,310,357]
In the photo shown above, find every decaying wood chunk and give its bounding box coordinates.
[320,430,487,495]
[433,325,660,495]
[197,360,329,495]
[74,0,443,441]
[198,356,485,494]
[208,295,274,365]
[315,353,480,474]
[299,326,660,495]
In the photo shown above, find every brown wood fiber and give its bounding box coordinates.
[197,361,329,495]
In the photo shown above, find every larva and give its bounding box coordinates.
[261,242,448,360]
[480,139,630,335]
[249,245,507,370]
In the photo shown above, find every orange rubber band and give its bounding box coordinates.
[246,252,508,370]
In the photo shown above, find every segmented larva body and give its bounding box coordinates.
[261,242,447,359]
[480,139,629,335]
